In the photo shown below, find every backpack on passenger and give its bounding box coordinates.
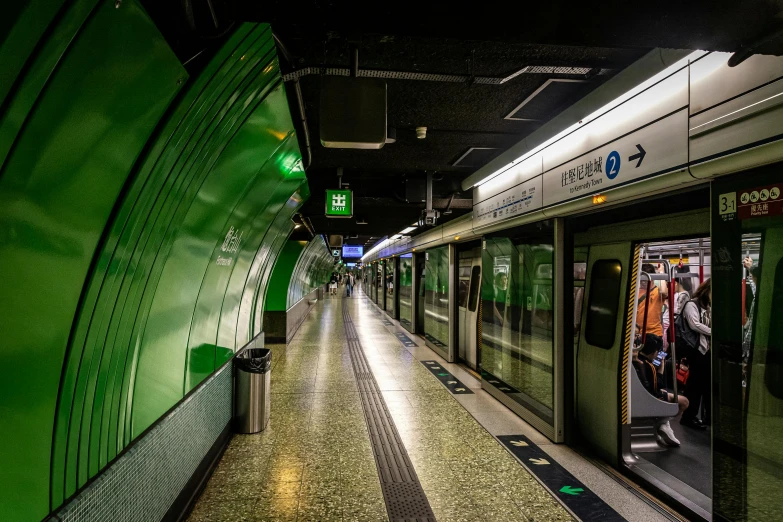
[673,300,700,390]
[674,300,701,352]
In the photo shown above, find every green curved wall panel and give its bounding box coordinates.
[0,1,186,520]
[0,6,308,520]
[266,241,308,311]
[265,235,334,312]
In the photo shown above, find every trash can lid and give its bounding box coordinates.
[235,347,271,373]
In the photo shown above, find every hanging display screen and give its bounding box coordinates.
[342,245,364,258]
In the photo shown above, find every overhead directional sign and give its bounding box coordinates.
[325,189,353,218]
[473,174,542,227]
[542,109,688,207]
[473,67,689,227]
[497,435,624,521]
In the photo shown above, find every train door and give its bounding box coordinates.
[371,262,377,302]
[574,202,713,521]
[385,258,395,316]
[376,262,384,306]
[399,254,414,331]
[711,167,783,521]
[457,247,482,370]
[575,242,632,464]
[415,253,426,333]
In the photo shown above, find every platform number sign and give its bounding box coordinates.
[719,192,737,215]
[325,189,353,218]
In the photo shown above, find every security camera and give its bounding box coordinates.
[419,209,440,227]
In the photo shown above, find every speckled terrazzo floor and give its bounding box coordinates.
[188,299,385,521]
[348,294,571,522]
[188,288,572,521]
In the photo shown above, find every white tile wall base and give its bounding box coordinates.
[51,363,232,522]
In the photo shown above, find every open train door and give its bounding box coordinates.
[575,241,634,465]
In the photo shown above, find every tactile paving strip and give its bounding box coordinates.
[342,299,437,522]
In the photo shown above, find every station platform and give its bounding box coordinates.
[186,286,676,522]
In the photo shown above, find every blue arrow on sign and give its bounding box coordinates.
[560,486,584,496]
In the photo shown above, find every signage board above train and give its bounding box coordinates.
[473,65,691,224]
[541,111,688,206]
[364,51,783,263]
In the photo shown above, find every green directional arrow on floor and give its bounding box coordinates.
[559,486,584,496]
[438,373,449,376]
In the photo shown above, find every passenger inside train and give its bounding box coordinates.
[627,238,714,515]
[634,263,689,446]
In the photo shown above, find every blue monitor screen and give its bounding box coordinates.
[342,245,364,258]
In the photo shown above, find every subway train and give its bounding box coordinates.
[362,50,783,521]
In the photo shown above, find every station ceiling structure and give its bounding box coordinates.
[142,0,783,250]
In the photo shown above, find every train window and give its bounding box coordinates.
[585,260,623,349]
[468,266,481,312]
[536,263,553,279]
[458,279,469,308]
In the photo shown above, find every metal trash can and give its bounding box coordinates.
[234,348,271,434]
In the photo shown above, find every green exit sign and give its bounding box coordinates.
[325,189,353,218]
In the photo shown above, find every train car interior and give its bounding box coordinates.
[626,238,713,517]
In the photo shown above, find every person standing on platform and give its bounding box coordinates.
[346,272,354,297]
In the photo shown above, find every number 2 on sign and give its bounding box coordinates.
[606,150,620,180]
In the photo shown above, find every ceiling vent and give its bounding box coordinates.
[505,79,588,121]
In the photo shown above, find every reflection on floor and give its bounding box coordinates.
[641,414,711,497]
[188,286,671,521]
